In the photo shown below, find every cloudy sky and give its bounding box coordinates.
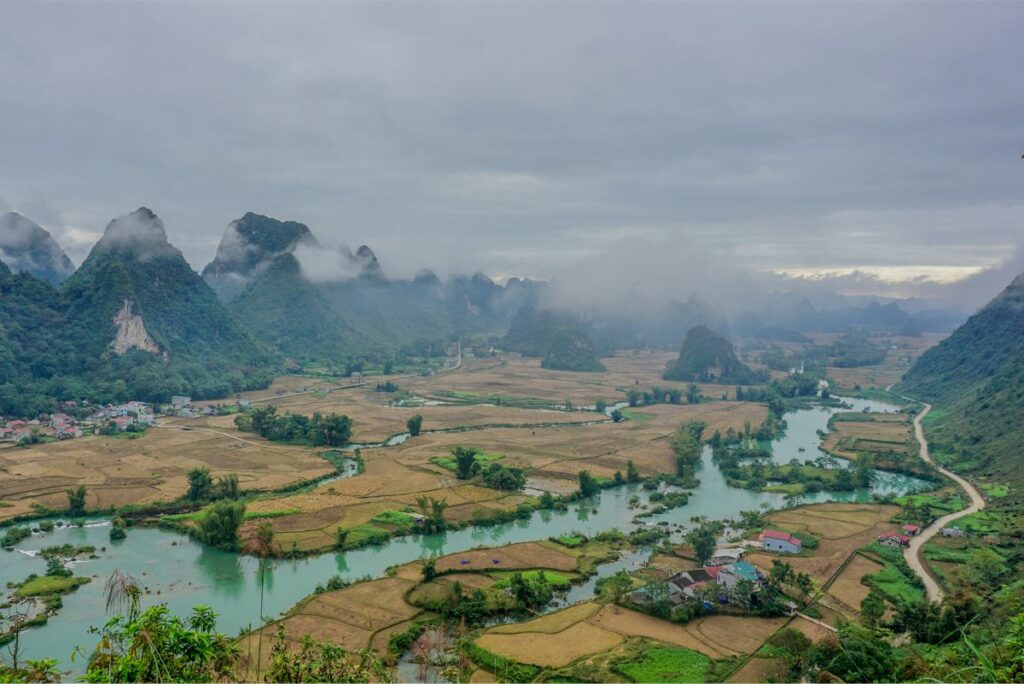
[2,2,1022,296]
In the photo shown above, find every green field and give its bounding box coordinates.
[430,451,504,471]
[15,575,90,598]
[617,646,710,683]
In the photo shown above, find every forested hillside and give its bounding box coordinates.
[664,325,766,384]
[0,209,273,415]
[898,272,1024,493]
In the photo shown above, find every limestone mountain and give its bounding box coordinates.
[61,207,272,397]
[202,212,319,301]
[0,212,75,285]
[898,271,1024,493]
[542,326,606,372]
[663,325,765,384]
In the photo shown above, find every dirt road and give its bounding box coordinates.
[904,403,986,602]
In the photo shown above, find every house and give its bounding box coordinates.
[56,425,83,439]
[351,372,364,383]
[113,416,133,431]
[170,396,192,410]
[759,529,802,554]
[941,526,965,538]
[901,524,921,536]
[49,413,72,428]
[878,531,911,548]
[707,547,745,566]
[239,400,252,408]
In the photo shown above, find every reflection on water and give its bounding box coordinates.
[0,396,929,673]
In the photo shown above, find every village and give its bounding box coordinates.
[0,394,241,444]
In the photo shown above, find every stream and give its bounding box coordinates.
[0,396,928,673]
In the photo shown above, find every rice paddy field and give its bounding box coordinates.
[0,426,334,521]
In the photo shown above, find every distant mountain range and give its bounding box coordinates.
[0,206,986,415]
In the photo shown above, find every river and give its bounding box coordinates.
[0,395,927,672]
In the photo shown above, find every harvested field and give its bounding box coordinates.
[823,333,944,391]
[435,542,578,573]
[745,503,899,584]
[822,414,912,461]
[488,602,601,634]
[0,427,333,522]
[476,621,624,668]
[826,554,884,615]
[590,606,786,659]
[404,354,740,406]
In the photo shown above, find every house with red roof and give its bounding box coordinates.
[759,529,802,554]
[878,531,911,548]
[901,524,921,536]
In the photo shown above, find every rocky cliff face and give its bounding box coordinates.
[110,298,161,355]
[0,212,75,285]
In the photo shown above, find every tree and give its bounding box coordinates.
[686,523,717,565]
[600,570,633,602]
[84,604,240,683]
[626,389,641,407]
[610,408,624,423]
[769,560,794,588]
[416,496,448,534]
[335,528,349,550]
[66,485,86,516]
[421,558,437,582]
[452,447,479,480]
[186,467,214,502]
[860,591,885,629]
[215,474,240,500]
[806,625,895,682]
[578,470,600,497]
[768,628,812,676]
[195,500,246,550]
[481,463,526,491]
[109,517,128,541]
[595,399,607,413]
[406,414,423,437]
[686,383,702,404]
[626,460,641,483]
[264,625,392,682]
[795,572,814,597]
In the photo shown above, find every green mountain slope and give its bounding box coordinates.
[663,325,765,384]
[898,273,1024,491]
[541,327,605,372]
[0,212,76,285]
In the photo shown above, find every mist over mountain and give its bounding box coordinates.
[899,268,1024,491]
[0,212,75,285]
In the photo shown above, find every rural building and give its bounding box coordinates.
[941,526,965,538]
[878,531,911,548]
[901,524,921,536]
[759,529,802,554]
[707,547,745,565]
[170,395,192,410]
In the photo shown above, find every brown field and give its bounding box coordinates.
[474,600,787,672]
[822,414,912,461]
[239,355,767,553]
[729,655,790,683]
[822,333,945,390]
[404,354,740,406]
[745,503,899,584]
[434,541,578,573]
[825,553,884,616]
[476,621,624,668]
[0,427,333,521]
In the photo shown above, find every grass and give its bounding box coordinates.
[372,510,417,527]
[490,569,573,589]
[863,543,924,605]
[430,451,504,471]
[616,646,710,683]
[980,483,1010,499]
[15,575,90,598]
[553,534,586,548]
[346,523,391,545]
[621,409,654,422]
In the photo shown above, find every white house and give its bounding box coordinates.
[758,529,802,554]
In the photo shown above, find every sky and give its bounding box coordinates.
[1,2,1023,303]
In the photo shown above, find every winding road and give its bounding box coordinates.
[903,403,986,603]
